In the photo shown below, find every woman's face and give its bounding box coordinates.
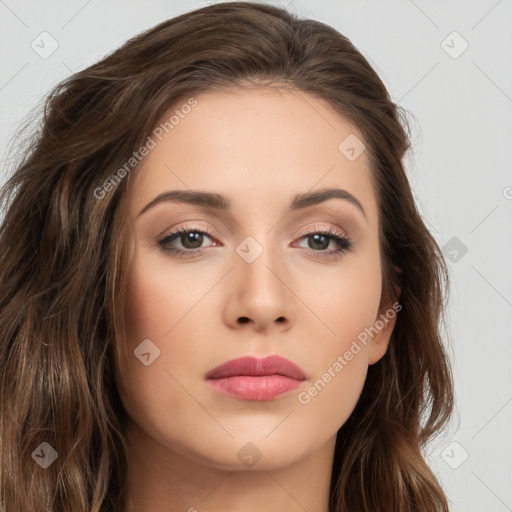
[114,87,397,471]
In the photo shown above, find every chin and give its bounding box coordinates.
[187,433,313,472]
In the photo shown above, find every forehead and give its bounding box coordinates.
[127,87,378,226]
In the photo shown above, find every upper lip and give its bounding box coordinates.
[205,355,306,381]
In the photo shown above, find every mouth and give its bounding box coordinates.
[205,355,306,401]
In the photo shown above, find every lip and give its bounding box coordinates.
[205,355,306,401]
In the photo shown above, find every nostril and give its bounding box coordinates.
[238,317,250,324]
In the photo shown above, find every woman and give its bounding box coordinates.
[0,2,454,511]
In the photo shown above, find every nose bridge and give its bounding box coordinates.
[228,229,291,329]
[235,231,284,297]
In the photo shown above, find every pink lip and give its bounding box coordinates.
[205,355,306,401]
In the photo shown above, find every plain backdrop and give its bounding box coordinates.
[1,1,511,510]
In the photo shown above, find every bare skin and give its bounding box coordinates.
[114,86,398,512]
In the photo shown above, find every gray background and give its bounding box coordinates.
[1,1,511,510]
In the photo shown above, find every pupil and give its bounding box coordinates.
[183,232,203,249]
[310,234,328,250]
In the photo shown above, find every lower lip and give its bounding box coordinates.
[206,375,303,401]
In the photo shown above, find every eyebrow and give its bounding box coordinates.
[138,187,367,219]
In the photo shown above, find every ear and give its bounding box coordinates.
[368,267,402,365]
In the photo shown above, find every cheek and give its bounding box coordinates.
[292,244,381,422]
[124,250,214,343]
[117,254,199,396]
[297,346,368,433]
[124,255,178,342]
[114,254,209,444]
[293,240,382,347]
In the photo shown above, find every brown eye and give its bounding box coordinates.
[158,227,217,257]
[307,233,330,251]
[294,228,353,260]
[179,231,204,249]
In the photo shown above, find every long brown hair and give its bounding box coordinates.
[0,2,454,510]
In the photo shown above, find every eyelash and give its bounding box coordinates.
[157,225,353,260]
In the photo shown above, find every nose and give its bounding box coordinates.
[222,242,292,333]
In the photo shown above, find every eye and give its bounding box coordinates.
[157,225,353,260]
[293,227,353,260]
[158,226,217,257]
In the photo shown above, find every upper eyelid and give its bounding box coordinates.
[295,223,347,238]
[153,204,359,236]
[160,222,347,235]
